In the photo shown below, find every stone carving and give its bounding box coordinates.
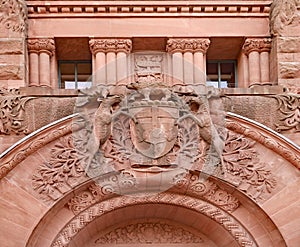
[279,62,300,79]
[0,0,27,33]
[223,131,277,201]
[95,221,204,244]
[272,94,300,132]
[226,118,300,169]
[89,39,132,54]
[270,0,300,36]
[166,38,210,53]
[242,38,272,55]
[32,132,88,200]
[53,192,256,247]
[0,88,33,135]
[173,172,239,212]
[27,38,55,56]
[134,54,163,84]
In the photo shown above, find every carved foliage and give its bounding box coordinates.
[89,39,132,54]
[273,94,300,132]
[95,221,204,244]
[0,88,32,135]
[27,38,55,55]
[32,134,88,200]
[242,38,272,55]
[0,0,27,33]
[223,132,277,201]
[166,38,210,53]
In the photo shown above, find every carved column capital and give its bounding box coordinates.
[27,38,55,56]
[242,38,272,55]
[89,39,132,54]
[166,38,210,54]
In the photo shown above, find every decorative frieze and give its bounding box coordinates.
[89,39,132,54]
[95,221,204,244]
[27,38,55,56]
[242,38,272,55]
[0,0,27,33]
[0,88,32,135]
[166,38,210,54]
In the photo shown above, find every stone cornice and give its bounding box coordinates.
[242,38,272,55]
[27,1,272,18]
[27,38,55,56]
[166,38,210,54]
[89,38,132,54]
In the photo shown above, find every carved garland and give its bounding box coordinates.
[52,193,257,247]
[0,88,33,135]
[0,0,27,33]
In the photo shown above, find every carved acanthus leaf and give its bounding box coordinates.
[242,38,272,55]
[95,221,204,244]
[89,38,132,54]
[27,38,55,56]
[0,0,27,33]
[223,132,277,201]
[272,94,300,132]
[0,88,33,135]
[166,38,210,53]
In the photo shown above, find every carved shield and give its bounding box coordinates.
[129,105,179,159]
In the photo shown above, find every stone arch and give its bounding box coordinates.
[0,113,299,246]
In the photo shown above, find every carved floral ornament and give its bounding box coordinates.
[166,38,211,54]
[242,38,272,55]
[27,38,56,56]
[0,0,27,33]
[0,88,33,135]
[89,38,132,54]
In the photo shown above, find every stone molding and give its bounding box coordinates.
[242,38,272,55]
[95,221,204,244]
[0,0,27,33]
[27,38,55,56]
[89,38,132,54]
[52,192,257,247]
[27,1,271,18]
[166,38,210,54]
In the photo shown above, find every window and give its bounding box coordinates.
[206,60,237,88]
[58,60,92,89]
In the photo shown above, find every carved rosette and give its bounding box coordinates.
[0,88,33,135]
[27,38,55,56]
[89,38,132,54]
[0,0,27,33]
[242,38,272,55]
[166,38,210,54]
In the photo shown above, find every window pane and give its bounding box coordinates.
[77,63,92,82]
[206,62,219,87]
[220,62,235,88]
[60,63,75,89]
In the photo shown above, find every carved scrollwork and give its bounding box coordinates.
[0,88,33,135]
[0,0,27,33]
[95,221,204,244]
[223,132,277,201]
[27,38,55,56]
[272,94,300,132]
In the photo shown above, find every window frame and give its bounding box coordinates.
[58,60,92,89]
[206,60,238,88]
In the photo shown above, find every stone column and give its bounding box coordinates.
[242,38,271,86]
[166,38,210,85]
[89,39,132,86]
[27,38,55,87]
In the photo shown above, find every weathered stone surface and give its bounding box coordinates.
[279,62,300,79]
[278,37,300,53]
[0,39,24,55]
[0,65,23,80]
